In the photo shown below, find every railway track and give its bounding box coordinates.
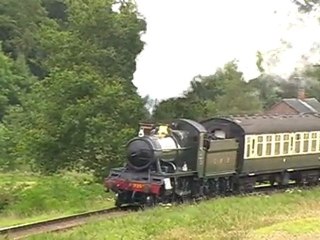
[0,207,131,239]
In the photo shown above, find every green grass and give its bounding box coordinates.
[28,187,320,240]
[254,217,320,235]
[0,171,114,227]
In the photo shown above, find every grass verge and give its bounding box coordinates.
[0,171,113,227]
[28,187,320,240]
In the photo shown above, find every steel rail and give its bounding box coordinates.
[0,207,126,239]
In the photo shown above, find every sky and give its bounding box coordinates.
[133,0,320,100]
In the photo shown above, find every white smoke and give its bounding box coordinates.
[262,5,320,79]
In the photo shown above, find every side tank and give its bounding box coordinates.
[203,138,238,177]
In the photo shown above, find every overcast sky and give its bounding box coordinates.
[133,0,320,100]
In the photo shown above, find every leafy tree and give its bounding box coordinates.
[152,97,211,122]
[213,62,262,115]
[3,0,147,177]
[42,0,68,22]
[0,45,35,170]
[248,74,282,109]
[11,67,144,175]
[0,46,32,120]
[256,51,265,74]
[0,0,49,77]
[185,61,243,101]
[290,68,320,100]
[153,61,262,120]
[249,70,320,110]
[215,78,262,115]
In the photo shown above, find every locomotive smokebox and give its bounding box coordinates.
[126,135,182,171]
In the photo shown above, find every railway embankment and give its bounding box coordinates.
[0,172,114,227]
[28,187,320,240]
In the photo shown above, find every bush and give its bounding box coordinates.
[0,182,26,212]
[0,187,15,211]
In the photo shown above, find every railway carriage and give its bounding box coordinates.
[201,114,320,188]
[105,113,320,207]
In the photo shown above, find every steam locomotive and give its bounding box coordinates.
[105,114,320,207]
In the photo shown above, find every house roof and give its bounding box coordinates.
[304,98,320,112]
[283,98,320,113]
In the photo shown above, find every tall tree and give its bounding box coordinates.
[248,74,282,109]
[185,61,243,101]
[0,46,32,120]
[152,97,210,122]
[6,0,147,177]
[0,45,34,170]
[215,78,262,115]
[42,0,68,22]
[153,61,263,121]
[0,0,49,77]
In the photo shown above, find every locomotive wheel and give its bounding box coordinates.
[115,197,122,208]
[144,195,156,208]
[218,178,227,195]
[115,192,127,208]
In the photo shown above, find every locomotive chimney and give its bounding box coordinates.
[297,88,305,100]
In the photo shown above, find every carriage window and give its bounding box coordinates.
[290,136,294,151]
[303,133,309,153]
[213,130,226,139]
[295,133,301,153]
[311,132,317,152]
[265,135,272,156]
[246,143,251,158]
[251,139,256,155]
[283,134,289,154]
[274,134,281,155]
[283,142,289,154]
[257,136,263,156]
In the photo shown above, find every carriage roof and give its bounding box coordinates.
[226,114,320,134]
[201,114,320,135]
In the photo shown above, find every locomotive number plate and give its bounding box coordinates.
[132,183,144,189]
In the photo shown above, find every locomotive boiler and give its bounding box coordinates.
[127,128,187,172]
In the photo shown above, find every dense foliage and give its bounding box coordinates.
[0,0,147,177]
[0,0,319,177]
